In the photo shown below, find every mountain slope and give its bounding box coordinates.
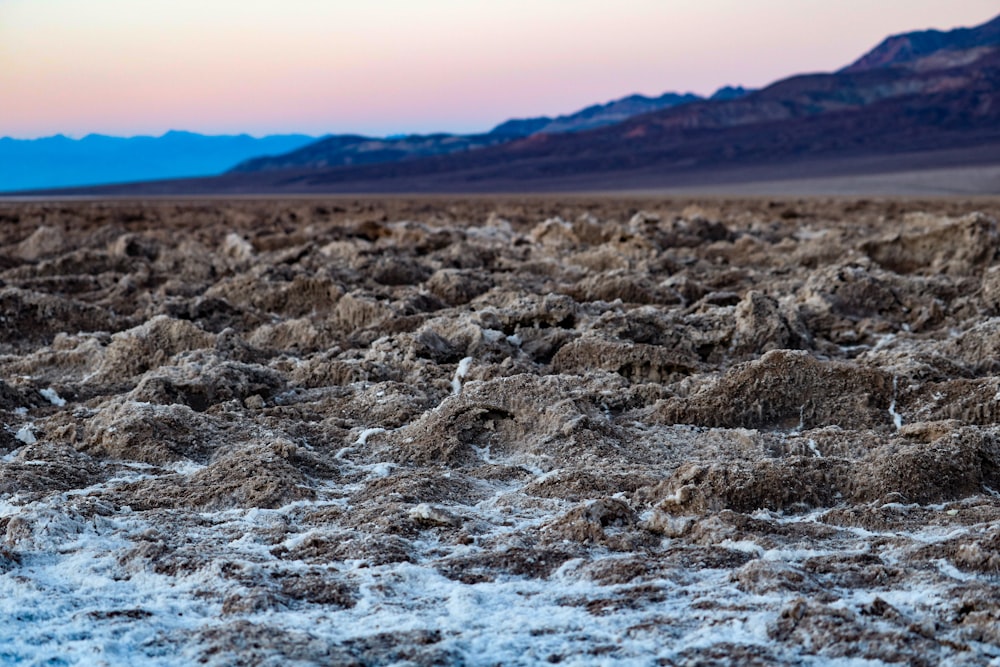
[844,13,1000,72]
[229,132,515,173]
[491,91,704,136]
[0,131,316,192]
[230,89,734,174]
[242,47,1000,191]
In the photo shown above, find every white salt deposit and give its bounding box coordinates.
[14,424,36,445]
[408,503,460,527]
[355,427,387,446]
[39,387,66,407]
[481,328,505,343]
[806,438,822,457]
[889,376,903,430]
[1,455,998,666]
[164,459,207,475]
[367,462,394,478]
[451,356,473,395]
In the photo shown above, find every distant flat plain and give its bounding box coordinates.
[5,145,1000,199]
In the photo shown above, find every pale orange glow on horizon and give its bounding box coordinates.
[2,0,998,138]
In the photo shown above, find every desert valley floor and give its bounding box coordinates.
[2,196,1000,665]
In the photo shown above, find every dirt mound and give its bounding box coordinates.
[0,380,41,412]
[915,528,1000,574]
[797,260,959,338]
[649,430,1000,512]
[0,287,124,352]
[435,546,575,583]
[204,273,343,318]
[13,225,73,261]
[82,399,232,464]
[730,290,811,358]
[654,350,893,430]
[248,317,337,354]
[93,315,215,382]
[942,318,1000,374]
[853,430,1000,503]
[860,212,999,275]
[563,271,666,305]
[372,373,637,468]
[331,291,397,335]
[0,441,105,497]
[542,498,655,550]
[768,597,943,664]
[126,354,285,411]
[121,440,315,511]
[552,336,699,383]
[899,378,1000,425]
[425,269,492,306]
[351,469,489,507]
[651,458,851,513]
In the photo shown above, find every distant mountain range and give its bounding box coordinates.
[1,86,750,192]
[0,131,316,192]
[11,13,1000,195]
[228,87,748,174]
[213,44,1000,194]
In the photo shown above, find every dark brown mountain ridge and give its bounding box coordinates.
[229,92,714,174]
[844,13,1000,72]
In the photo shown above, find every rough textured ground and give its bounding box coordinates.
[2,197,1000,666]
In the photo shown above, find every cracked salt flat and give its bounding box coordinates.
[0,501,214,665]
[3,202,1000,665]
[4,473,997,667]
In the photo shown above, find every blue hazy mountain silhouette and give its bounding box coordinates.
[0,131,316,192]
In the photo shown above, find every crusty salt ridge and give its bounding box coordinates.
[1,197,1000,664]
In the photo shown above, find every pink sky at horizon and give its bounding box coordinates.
[2,0,998,139]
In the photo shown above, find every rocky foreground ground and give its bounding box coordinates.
[1,197,1000,665]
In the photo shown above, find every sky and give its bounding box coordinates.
[2,0,998,139]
